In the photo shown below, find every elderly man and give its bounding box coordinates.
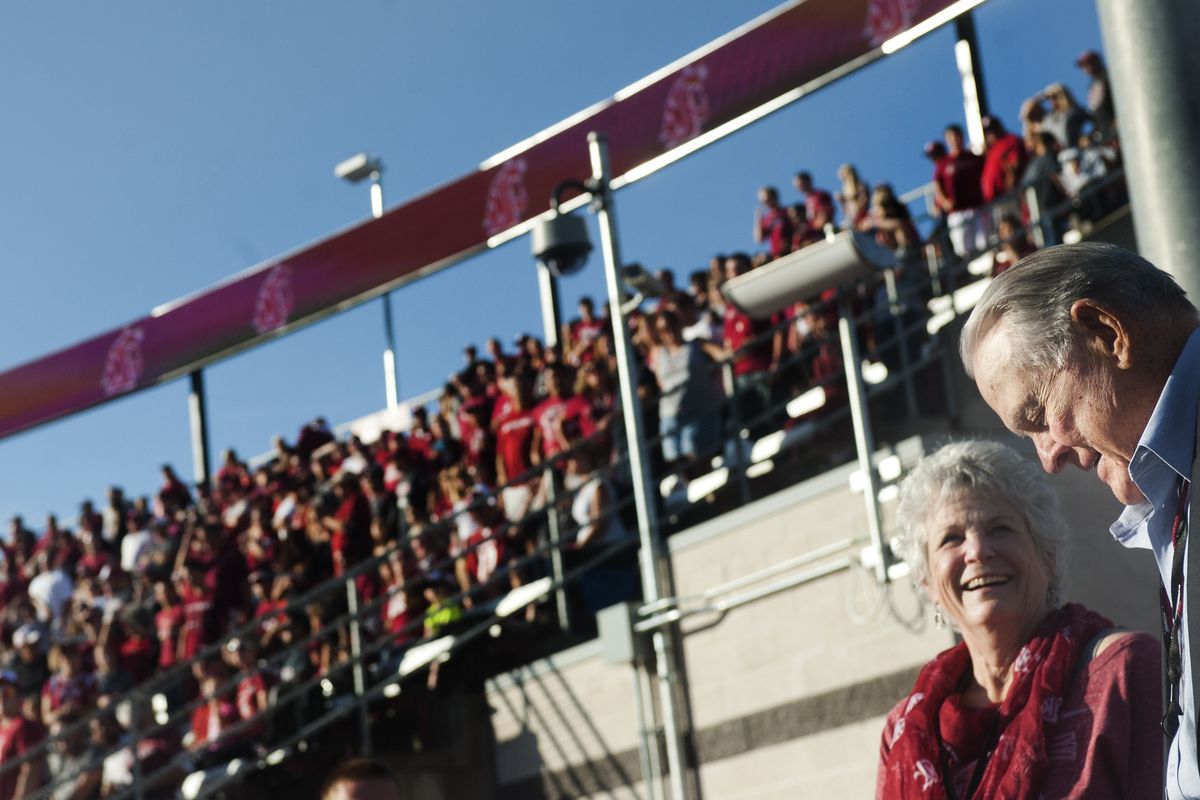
[960,241,1200,798]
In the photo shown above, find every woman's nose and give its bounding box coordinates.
[963,531,991,561]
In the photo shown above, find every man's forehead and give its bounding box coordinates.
[972,324,1040,424]
[973,325,1021,388]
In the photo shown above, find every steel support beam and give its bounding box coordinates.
[188,369,212,491]
[1096,0,1200,298]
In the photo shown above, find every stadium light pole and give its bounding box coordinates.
[587,131,693,800]
[335,153,401,410]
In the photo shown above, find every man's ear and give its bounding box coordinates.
[1070,298,1132,368]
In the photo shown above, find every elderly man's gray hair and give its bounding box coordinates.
[960,242,1195,377]
[894,439,1070,608]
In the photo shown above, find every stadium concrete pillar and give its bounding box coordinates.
[953,10,990,153]
[1096,0,1200,300]
[589,131,696,800]
[188,370,211,490]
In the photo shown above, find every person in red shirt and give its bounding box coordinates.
[385,584,426,650]
[322,473,372,577]
[753,186,793,259]
[564,297,607,366]
[227,639,271,739]
[495,371,541,533]
[189,663,244,765]
[176,564,215,663]
[530,365,571,467]
[792,171,836,239]
[979,115,1027,205]
[154,462,192,520]
[405,407,436,467]
[457,498,511,602]
[115,609,156,684]
[0,672,45,800]
[153,579,184,672]
[495,373,537,487]
[934,123,988,257]
[721,253,779,433]
[933,124,985,213]
[40,642,97,728]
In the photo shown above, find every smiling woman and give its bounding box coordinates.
[876,440,1161,800]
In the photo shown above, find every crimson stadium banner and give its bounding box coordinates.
[0,0,957,440]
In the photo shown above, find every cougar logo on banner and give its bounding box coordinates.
[659,64,710,150]
[101,326,145,397]
[253,264,295,334]
[864,0,920,46]
[483,159,528,237]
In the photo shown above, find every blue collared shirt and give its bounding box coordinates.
[1111,327,1200,800]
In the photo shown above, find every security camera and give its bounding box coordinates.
[621,263,667,298]
[531,212,593,277]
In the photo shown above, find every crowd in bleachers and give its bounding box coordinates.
[0,51,1124,799]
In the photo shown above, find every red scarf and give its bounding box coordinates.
[879,603,1111,799]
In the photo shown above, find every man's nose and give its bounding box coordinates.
[1032,432,1071,473]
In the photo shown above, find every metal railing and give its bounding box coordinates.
[7,165,1128,799]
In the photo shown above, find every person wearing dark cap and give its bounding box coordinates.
[1076,49,1115,139]
[980,115,1027,206]
[321,757,402,800]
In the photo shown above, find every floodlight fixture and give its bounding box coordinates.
[334,152,383,184]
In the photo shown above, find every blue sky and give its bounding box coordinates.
[0,0,1102,527]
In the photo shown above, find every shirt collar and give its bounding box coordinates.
[1134,326,1200,482]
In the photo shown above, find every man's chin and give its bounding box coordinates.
[1096,456,1145,504]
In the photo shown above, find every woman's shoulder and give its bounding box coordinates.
[1089,629,1158,663]
[1075,627,1160,689]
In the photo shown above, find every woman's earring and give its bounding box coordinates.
[934,606,945,630]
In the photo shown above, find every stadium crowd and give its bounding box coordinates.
[0,51,1122,799]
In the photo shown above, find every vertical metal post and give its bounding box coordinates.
[1096,0,1200,300]
[130,695,145,800]
[588,131,693,800]
[537,263,563,351]
[924,243,944,298]
[188,370,211,491]
[346,577,372,755]
[954,11,990,154]
[883,270,919,419]
[837,293,888,584]
[370,171,401,411]
[631,658,665,800]
[721,361,752,506]
[535,261,571,632]
[1024,186,1050,249]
